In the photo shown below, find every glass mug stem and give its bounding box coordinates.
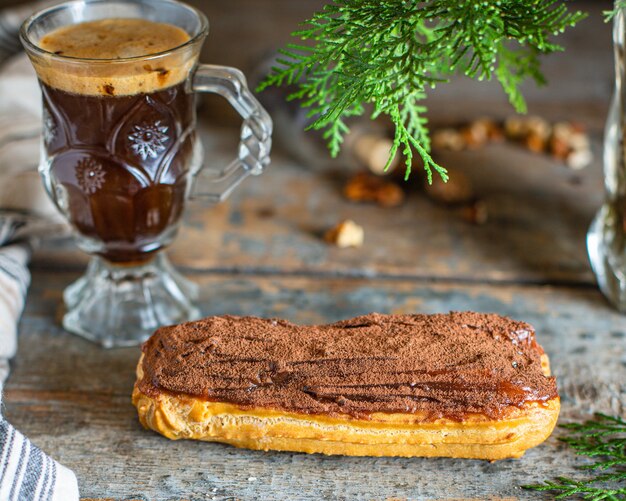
[20,0,273,347]
[63,253,201,348]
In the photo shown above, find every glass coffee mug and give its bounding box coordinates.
[20,0,272,347]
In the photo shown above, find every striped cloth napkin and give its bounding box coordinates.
[0,1,79,500]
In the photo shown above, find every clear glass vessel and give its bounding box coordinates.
[20,0,272,347]
[587,6,626,311]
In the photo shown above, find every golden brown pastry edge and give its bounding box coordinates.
[132,355,560,460]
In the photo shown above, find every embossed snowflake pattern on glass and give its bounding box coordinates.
[42,105,56,146]
[128,120,170,160]
[75,158,105,194]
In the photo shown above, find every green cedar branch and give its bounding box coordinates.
[523,413,626,500]
[258,0,586,181]
[608,1,626,20]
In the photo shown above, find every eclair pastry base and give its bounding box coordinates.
[133,356,560,460]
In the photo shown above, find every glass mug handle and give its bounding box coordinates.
[190,64,273,203]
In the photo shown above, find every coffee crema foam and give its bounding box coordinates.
[34,19,195,97]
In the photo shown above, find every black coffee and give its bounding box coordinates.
[38,19,198,263]
[42,81,196,263]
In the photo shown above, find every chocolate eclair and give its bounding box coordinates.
[132,312,560,460]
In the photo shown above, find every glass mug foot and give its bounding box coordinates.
[62,254,201,348]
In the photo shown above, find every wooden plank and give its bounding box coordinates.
[3,271,625,500]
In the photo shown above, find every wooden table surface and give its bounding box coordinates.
[4,1,626,500]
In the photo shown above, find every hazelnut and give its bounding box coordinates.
[549,121,592,168]
[432,128,466,151]
[324,219,364,248]
[552,121,575,141]
[525,116,551,141]
[549,135,570,160]
[566,149,593,170]
[524,133,547,153]
[568,131,590,152]
[458,200,488,225]
[350,134,399,175]
[481,118,505,141]
[504,117,526,140]
[376,183,405,207]
[424,168,474,206]
[506,115,551,144]
[344,172,405,207]
[461,120,490,149]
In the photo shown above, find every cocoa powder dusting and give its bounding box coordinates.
[139,312,558,421]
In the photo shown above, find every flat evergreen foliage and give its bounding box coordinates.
[524,413,626,500]
[259,0,586,181]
